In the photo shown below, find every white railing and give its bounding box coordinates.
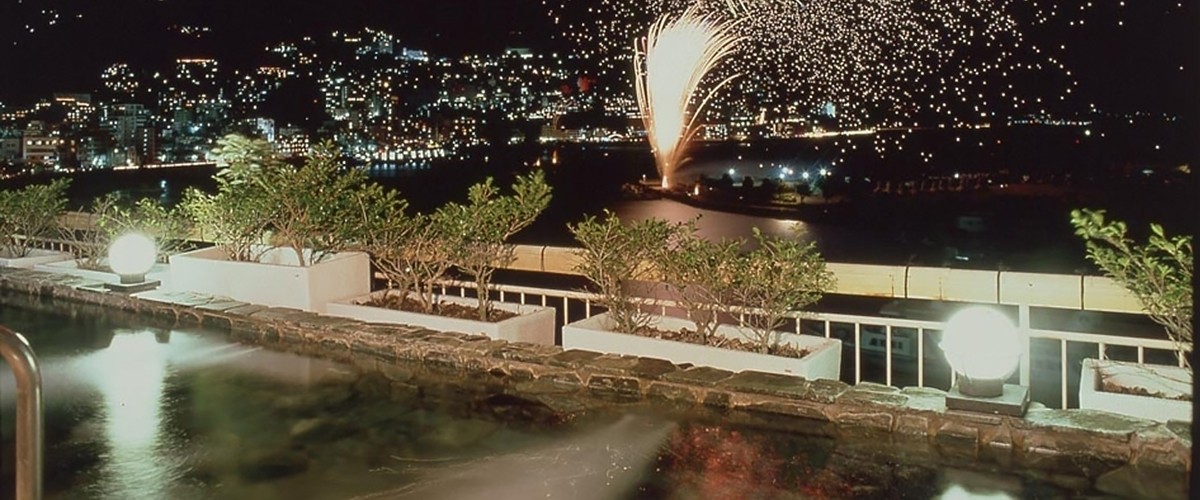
[431,279,1187,410]
[17,228,1187,409]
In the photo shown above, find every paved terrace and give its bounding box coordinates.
[0,267,1189,497]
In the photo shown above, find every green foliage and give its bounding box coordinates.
[182,134,275,261]
[722,228,834,353]
[573,213,834,353]
[1071,209,1193,370]
[361,172,551,318]
[438,171,552,321]
[0,178,71,258]
[258,141,386,265]
[184,134,388,266]
[658,221,739,342]
[570,211,682,334]
[77,193,191,269]
[362,211,455,314]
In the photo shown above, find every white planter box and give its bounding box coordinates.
[562,313,842,380]
[327,290,556,345]
[1079,358,1192,423]
[34,259,171,288]
[169,246,370,313]
[0,248,74,268]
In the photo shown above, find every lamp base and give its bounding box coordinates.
[947,383,1029,417]
[105,279,161,294]
[78,279,161,295]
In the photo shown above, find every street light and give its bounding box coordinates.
[940,306,1029,416]
[105,233,161,293]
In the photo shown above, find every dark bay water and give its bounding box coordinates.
[22,129,1194,274]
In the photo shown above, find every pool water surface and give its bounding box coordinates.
[1,294,1097,499]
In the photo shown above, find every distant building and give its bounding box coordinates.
[274,126,311,158]
[398,48,429,62]
[21,121,62,165]
[0,129,21,162]
[53,94,94,125]
[504,47,534,59]
[100,104,155,166]
[244,117,276,142]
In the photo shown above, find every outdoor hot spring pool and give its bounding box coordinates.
[1,292,1095,499]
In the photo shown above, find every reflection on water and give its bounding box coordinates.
[356,415,675,500]
[0,298,1114,499]
[91,333,170,499]
[613,199,813,246]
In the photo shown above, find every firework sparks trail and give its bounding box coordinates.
[546,0,1080,130]
[634,7,742,189]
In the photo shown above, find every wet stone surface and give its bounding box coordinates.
[547,349,604,368]
[837,385,909,409]
[901,386,948,412]
[718,370,813,399]
[1018,408,1154,441]
[661,365,734,386]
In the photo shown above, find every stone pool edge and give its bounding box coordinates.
[0,268,1190,495]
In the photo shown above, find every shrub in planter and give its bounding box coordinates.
[568,215,838,376]
[340,172,555,343]
[1071,208,1192,372]
[721,228,834,354]
[181,134,274,262]
[363,210,457,314]
[438,171,551,321]
[172,135,386,311]
[183,134,385,265]
[0,178,70,260]
[657,221,739,342]
[569,210,683,334]
[360,173,551,317]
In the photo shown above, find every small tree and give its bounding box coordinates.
[1071,209,1193,371]
[182,134,276,261]
[439,171,552,321]
[184,134,384,266]
[258,140,382,266]
[722,228,834,354]
[0,178,71,258]
[659,222,740,343]
[570,211,680,334]
[360,197,461,315]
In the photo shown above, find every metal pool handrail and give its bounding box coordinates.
[0,325,44,500]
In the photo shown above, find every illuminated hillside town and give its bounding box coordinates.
[0,3,1191,191]
[0,1,1194,498]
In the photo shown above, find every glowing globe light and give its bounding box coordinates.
[108,233,157,284]
[940,306,1021,397]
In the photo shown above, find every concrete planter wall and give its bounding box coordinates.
[169,246,369,314]
[0,248,74,268]
[1079,358,1192,423]
[563,313,842,380]
[35,259,172,288]
[327,290,556,345]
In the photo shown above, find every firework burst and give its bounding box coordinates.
[546,0,1081,129]
[634,7,742,188]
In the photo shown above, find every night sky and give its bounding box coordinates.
[0,0,1195,118]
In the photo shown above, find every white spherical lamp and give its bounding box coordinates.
[108,233,157,284]
[940,306,1021,397]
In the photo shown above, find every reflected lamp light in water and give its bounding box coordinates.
[939,307,1029,416]
[105,233,161,293]
[94,332,172,498]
